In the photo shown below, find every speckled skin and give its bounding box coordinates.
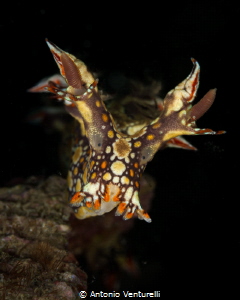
[43,41,224,222]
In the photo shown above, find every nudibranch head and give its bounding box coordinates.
[42,41,224,222]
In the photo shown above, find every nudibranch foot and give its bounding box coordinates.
[29,40,224,223]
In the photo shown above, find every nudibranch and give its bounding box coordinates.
[32,40,224,223]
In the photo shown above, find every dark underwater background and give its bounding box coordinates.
[0,2,236,298]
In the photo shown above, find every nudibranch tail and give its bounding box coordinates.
[32,40,224,223]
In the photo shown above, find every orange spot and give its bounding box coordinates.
[134,141,141,148]
[101,160,107,169]
[91,172,97,179]
[129,169,134,177]
[146,134,155,140]
[113,190,121,202]
[104,185,110,202]
[86,201,92,208]
[124,212,134,220]
[70,192,84,204]
[108,130,114,138]
[102,113,109,122]
[135,181,139,188]
[117,202,127,215]
[152,122,160,129]
[94,199,101,210]
[80,157,85,163]
[134,162,139,168]
[142,212,151,220]
[138,210,151,221]
[95,100,101,107]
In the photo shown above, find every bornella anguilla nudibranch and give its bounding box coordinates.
[30,40,224,223]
